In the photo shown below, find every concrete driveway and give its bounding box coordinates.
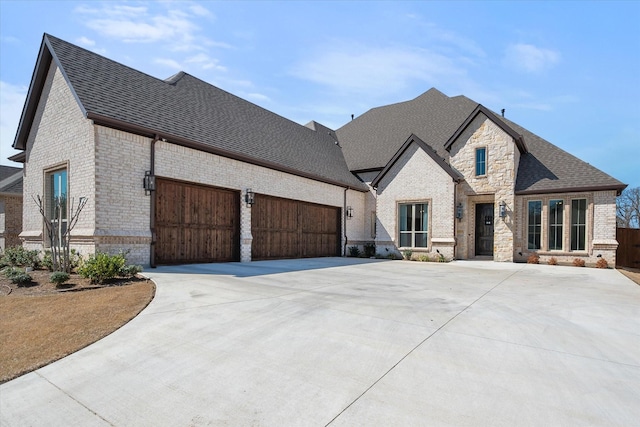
[1,258,639,426]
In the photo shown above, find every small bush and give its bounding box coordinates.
[572,258,586,267]
[50,271,71,286]
[363,243,376,258]
[438,254,446,262]
[595,258,609,269]
[387,253,400,260]
[3,267,32,286]
[548,257,558,266]
[43,249,83,272]
[1,246,40,269]
[78,252,127,284]
[527,254,540,264]
[348,246,361,257]
[418,254,431,262]
[402,250,413,260]
[119,264,143,278]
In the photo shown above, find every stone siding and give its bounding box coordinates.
[449,116,518,261]
[375,142,456,259]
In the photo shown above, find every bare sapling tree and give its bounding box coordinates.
[34,195,87,272]
[617,187,640,228]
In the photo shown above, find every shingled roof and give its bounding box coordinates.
[336,88,477,171]
[13,34,367,191]
[337,88,626,194]
[0,166,23,195]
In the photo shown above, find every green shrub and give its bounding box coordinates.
[401,250,412,260]
[418,254,431,262]
[348,246,361,257]
[119,264,143,278]
[438,254,446,262]
[43,249,83,272]
[78,252,127,284]
[363,243,376,258]
[50,271,70,286]
[3,267,32,286]
[1,246,40,269]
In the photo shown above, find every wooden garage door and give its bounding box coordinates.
[251,194,341,260]
[155,178,240,264]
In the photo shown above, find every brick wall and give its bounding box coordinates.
[375,142,456,259]
[514,190,619,266]
[21,62,97,258]
[0,195,23,251]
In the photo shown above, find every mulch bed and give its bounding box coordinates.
[0,269,150,296]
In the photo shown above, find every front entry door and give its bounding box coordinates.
[475,203,494,256]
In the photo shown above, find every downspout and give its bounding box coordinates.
[149,135,159,268]
[343,187,348,256]
[453,180,458,260]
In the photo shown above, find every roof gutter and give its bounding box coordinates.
[515,183,628,197]
[86,112,368,193]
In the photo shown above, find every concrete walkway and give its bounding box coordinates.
[1,259,639,426]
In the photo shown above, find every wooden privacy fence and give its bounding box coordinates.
[616,227,640,269]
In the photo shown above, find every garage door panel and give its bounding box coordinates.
[252,194,340,260]
[155,178,239,264]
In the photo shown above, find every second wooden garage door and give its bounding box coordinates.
[155,178,240,264]
[251,194,341,260]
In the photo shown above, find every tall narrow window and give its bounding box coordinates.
[571,199,587,251]
[527,201,542,250]
[46,168,68,247]
[548,199,563,250]
[399,203,428,248]
[475,147,486,176]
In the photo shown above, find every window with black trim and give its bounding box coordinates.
[549,199,563,250]
[399,203,428,248]
[527,200,542,250]
[571,199,587,251]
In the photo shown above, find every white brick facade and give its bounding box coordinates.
[375,142,456,259]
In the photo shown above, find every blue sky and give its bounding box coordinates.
[1,1,639,189]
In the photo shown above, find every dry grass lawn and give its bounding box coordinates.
[0,275,154,384]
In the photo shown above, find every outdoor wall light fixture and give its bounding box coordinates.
[245,188,255,207]
[499,200,507,219]
[346,206,353,219]
[456,203,463,220]
[143,170,156,196]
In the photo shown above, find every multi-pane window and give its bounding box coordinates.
[548,199,563,250]
[571,199,587,251]
[475,147,486,176]
[527,201,542,250]
[399,203,428,248]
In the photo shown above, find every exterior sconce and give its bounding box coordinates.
[143,170,155,196]
[455,203,463,220]
[245,188,255,207]
[346,206,353,219]
[499,201,507,219]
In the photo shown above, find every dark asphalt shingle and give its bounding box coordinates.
[0,166,23,194]
[44,35,366,190]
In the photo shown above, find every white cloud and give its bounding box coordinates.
[189,3,212,17]
[154,58,182,70]
[245,93,271,102]
[504,43,560,73]
[0,82,27,164]
[76,36,96,47]
[291,44,463,95]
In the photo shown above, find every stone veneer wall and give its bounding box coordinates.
[375,142,456,259]
[449,115,519,261]
[0,195,23,250]
[514,190,619,266]
[21,63,97,258]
